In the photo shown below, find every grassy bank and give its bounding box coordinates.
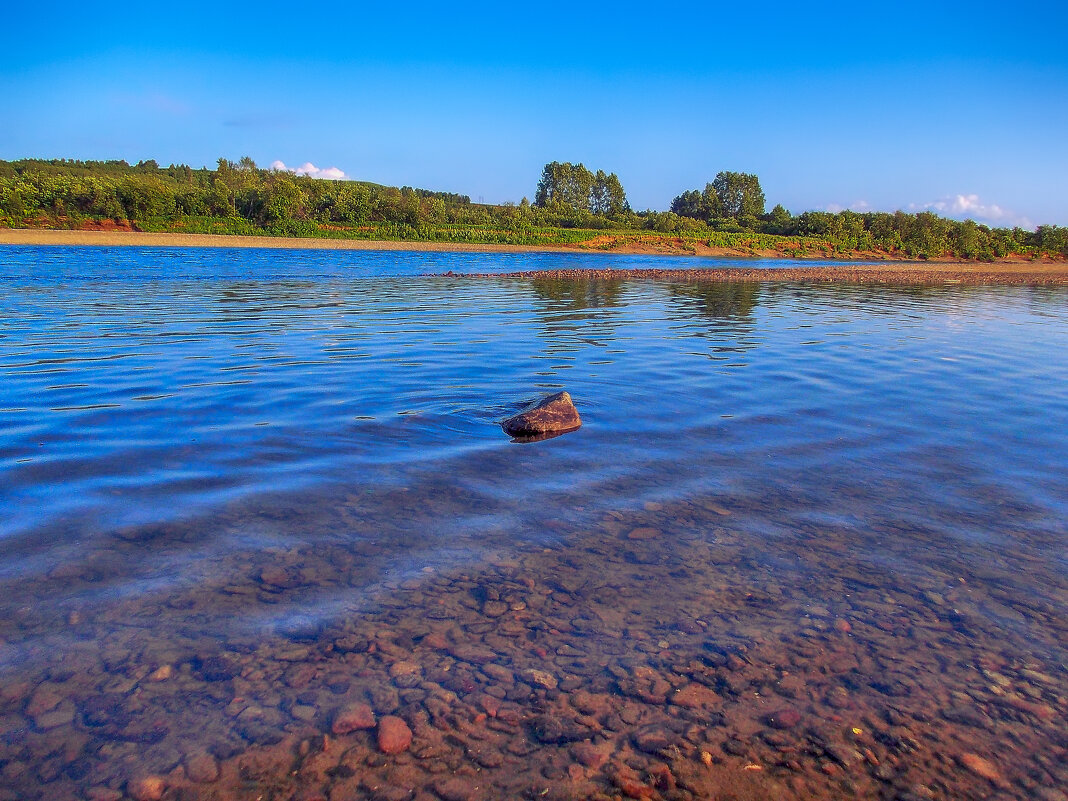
[23,214,837,255]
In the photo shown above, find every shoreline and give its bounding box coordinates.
[1,228,1066,284]
[0,227,583,254]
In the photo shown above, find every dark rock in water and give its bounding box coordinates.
[530,715,588,744]
[501,391,582,440]
[193,655,236,682]
[237,721,284,746]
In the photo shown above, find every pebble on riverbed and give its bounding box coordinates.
[4,482,1067,801]
[127,776,165,801]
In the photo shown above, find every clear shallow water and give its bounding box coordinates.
[0,246,1066,800]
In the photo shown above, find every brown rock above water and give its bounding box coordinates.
[501,391,582,440]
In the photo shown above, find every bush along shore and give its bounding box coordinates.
[1,157,1066,262]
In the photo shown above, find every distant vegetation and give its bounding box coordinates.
[1,157,1065,260]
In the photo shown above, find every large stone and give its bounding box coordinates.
[501,391,582,440]
[377,715,413,753]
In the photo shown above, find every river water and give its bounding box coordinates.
[0,246,1065,801]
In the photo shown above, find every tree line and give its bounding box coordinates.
[0,158,478,230]
[0,157,1064,259]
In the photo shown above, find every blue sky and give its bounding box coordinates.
[3,1,1067,227]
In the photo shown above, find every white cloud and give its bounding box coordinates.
[909,194,1032,229]
[826,200,871,214]
[270,160,348,181]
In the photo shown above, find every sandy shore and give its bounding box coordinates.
[0,228,583,254]
[2,229,1066,284]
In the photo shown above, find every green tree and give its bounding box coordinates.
[590,170,629,215]
[711,171,765,219]
[117,177,175,219]
[535,161,624,213]
[904,212,949,259]
[669,183,722,222]
[953,219,982,259]
[208,178,235,216]
[1036,224,1068,256]
[763,203,794,235]
[670,189,704,219]
[256,175,306,224]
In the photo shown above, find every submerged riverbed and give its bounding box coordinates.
[0,246,1066,801]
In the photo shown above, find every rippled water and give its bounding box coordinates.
[0,246,1065,801]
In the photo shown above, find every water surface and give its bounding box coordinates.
[0,246,1065,800]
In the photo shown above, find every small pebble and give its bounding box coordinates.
[127,776,165,801]
[958,753,1003,784]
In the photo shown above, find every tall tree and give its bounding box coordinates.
[711,172,765,219]
[535,161,626,214]
[590,170,629,215]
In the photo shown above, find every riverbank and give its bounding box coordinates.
[2,228,1065,275]
[0,228,580,253]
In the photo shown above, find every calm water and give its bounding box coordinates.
[0,246,1065,801]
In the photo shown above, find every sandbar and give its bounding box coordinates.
[466,264,1068,285]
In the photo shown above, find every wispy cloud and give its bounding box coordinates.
[910,194,1032,229]
[270,160,348,181]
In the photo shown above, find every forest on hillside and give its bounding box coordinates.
[1,157,1065,260]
